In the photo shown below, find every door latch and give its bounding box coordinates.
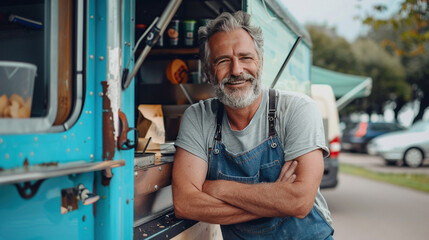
[61,184,99,214]
[118,110,138,150]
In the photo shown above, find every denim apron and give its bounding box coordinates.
[207,89,334,240]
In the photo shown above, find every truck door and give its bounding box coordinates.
[0,1,132,239]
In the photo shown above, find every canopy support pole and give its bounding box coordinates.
[336,78,372,111]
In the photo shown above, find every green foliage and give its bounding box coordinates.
[307,25,360,75]
[307,24,410,116]
[353,38,410,114]
[363,0,429,56]
[364,0,429,122]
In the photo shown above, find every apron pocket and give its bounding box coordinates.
[259,159,282,182]
[217,171,259,184]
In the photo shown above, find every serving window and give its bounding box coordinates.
[0,0,84,134]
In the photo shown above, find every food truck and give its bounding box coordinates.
[0,0,317,239]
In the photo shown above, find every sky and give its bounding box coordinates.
[281,0,403,42]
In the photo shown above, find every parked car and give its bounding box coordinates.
[368,120,429,167]
[311,84,340,189]
[341,121,405,153]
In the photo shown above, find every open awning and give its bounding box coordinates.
[311,65,372,111]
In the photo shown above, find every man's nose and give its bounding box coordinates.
[230,58,243,76]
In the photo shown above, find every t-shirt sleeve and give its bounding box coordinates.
[174,105,209,162]
[282,97,330,161]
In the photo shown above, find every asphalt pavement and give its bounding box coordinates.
[321,153,429,240]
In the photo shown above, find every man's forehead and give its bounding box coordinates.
[208,29,257,56]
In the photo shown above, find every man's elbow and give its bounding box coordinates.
[294,201,313,219]
[277,196,314,219]
[173,198,188,219]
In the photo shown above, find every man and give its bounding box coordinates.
[172,11,334,239]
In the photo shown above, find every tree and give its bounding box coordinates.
[402,41,429,122]
[363,0,429,123]
[307,25,360,75]
[307,24,410,121]
[362,0,429,56]
[353,38,411,119]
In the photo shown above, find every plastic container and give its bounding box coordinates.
[182,20,196,46]
[167,20,180,46]
[0,61,37,118]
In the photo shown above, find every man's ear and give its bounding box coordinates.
[204,68,214,84]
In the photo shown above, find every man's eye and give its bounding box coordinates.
[217,59,230,65]
[241,56,253,61]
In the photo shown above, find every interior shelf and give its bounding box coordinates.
[149,48,199,56]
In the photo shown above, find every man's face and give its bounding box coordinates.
[208,28,262,108]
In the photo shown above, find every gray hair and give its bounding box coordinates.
[198,11,264,82]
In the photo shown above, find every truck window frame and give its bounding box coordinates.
[0,0,85,134]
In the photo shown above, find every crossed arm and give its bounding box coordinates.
[171,147,324,225]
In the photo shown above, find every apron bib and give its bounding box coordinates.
[207,89,334,240]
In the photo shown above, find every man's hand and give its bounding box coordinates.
[197,150,324,218]
[203,160,298,199]
[277,160,298,183]
[172,147,262,224]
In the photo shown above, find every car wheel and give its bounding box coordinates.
[403,148,424,168]
[384,159,397,166]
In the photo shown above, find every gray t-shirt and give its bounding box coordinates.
[175,87,332,224]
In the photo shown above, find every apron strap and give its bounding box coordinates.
[268,88,277,137]
[215,101,224,141]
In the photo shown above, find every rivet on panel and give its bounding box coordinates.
[158,167,162,171]
[89,91,94,96]
[90,154,94,159]
[99,92,104,97]
[80,122,83,125]
[134,172,138,176]
[76,148,79,152]
[85,111,88,114]
[99,56,104,61]
[154,185,158,190]
[34,137,38,142]
[67,149,71,153]
[5,154,9,160]
[63,135,67,139]
[30,152,34,157]
[90,55,94,59]
[19,153,23,158]
[89,111,92,114]
[90,15,94,19]
[88,137,91,140]
[71,133,75,137]
[0,138,3,144]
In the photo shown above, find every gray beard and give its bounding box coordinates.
[213,72,261,109]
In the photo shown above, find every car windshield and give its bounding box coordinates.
[408,120,429,132]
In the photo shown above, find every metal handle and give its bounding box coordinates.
[122,0,183,89]
[270,36,301,89]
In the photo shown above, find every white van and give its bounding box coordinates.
[311,84,341,188]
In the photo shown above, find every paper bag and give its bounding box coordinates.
[137,105,165,144]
